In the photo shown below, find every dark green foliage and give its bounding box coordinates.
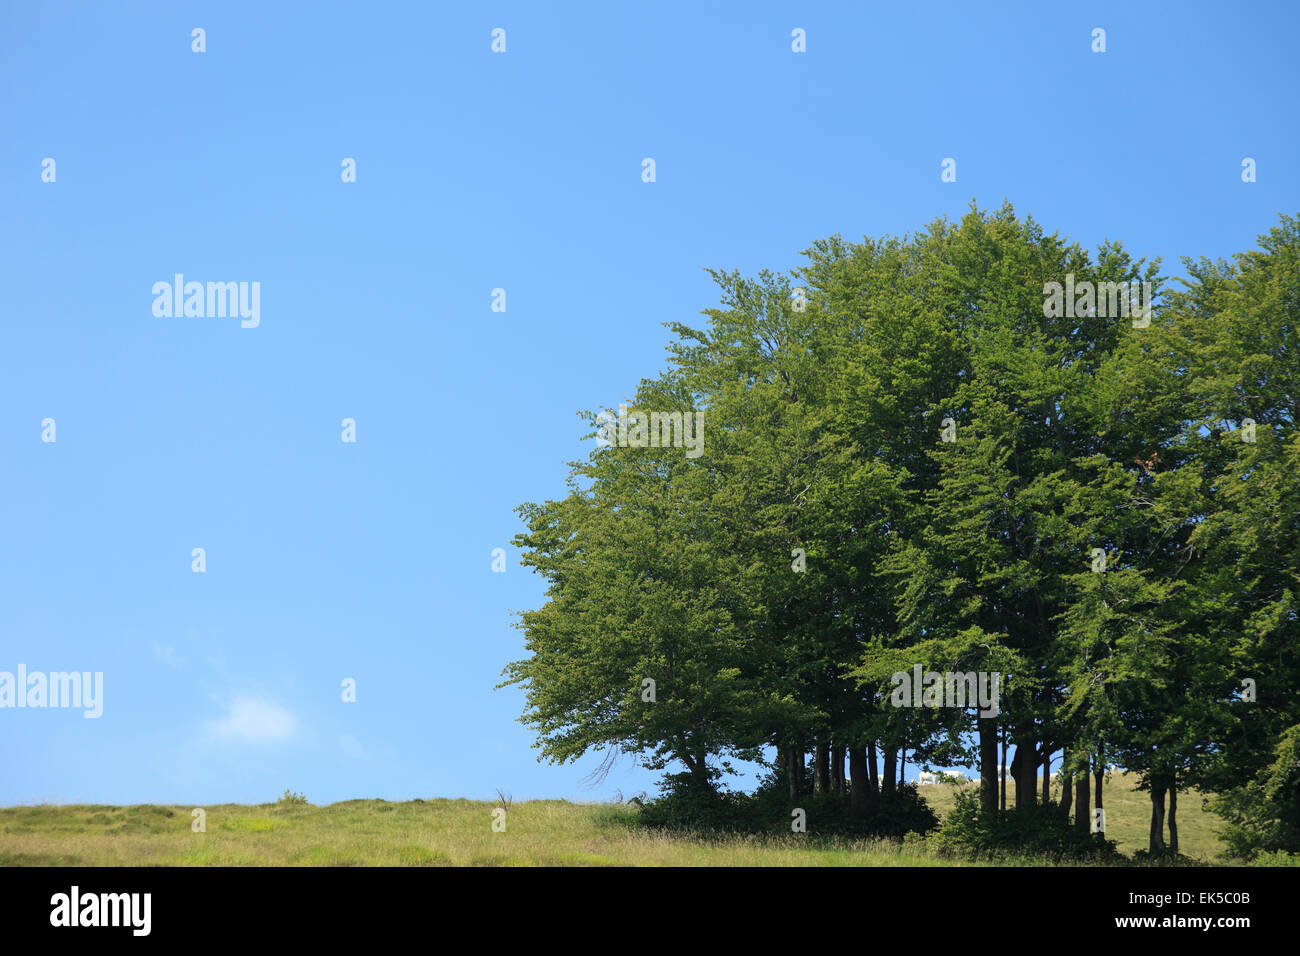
[1210,725,1300,859]
[933,790,1119,862]
[506,205,1300,854]
[636,772,938,839]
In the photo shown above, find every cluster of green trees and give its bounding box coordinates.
[503,204,1299,857]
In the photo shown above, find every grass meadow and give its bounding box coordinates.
[0,772,1269,867]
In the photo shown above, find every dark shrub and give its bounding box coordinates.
[932,789,1120,862]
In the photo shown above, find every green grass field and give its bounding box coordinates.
[0,773,1249,866]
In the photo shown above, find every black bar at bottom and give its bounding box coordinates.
[0,864,1281,941]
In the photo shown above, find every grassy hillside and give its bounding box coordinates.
[921,772,1223,859]
[0,772,1236,866]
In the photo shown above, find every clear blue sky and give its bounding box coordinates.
[2,1,1297,806]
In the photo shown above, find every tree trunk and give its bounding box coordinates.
[999,724,1008,813]
[979,717,999,814]
[1167,783,1178,854]
[814,740,830,795]
[867,740,879,793]
[1149,785,1167,854]
[882,748,897,795]
[830,743,844,794]
[682,745,709,794]
[1015,726,1037,809]
[1060,747,1073,819]
[899,747,907,787]
[1075,759,1090,834]
[785,745,799,803]
[849,746,869,814]
[1041,748,1051,804]
[1094,762,1103,832]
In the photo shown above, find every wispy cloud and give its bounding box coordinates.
[205,696,297,744]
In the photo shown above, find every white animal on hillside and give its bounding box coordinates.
[918,770,968,784]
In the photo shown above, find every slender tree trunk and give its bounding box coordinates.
[1016,726,1037,809]
[1167,783,1178,854]
[979,718,999,814]
[1060,747,1073,820]
[849,746,869,814]
[830,743,844,794]
[899,747,907,787]
[867,740,879,793]
[1094,762,1103,832]
[1149,785,1167,853]
[814,740,830,795]
[1041,748,1051,804]
[882,748,897,795]
[1075,759,1091,835]
[785,745,799,803]
[1000,724,1008,813]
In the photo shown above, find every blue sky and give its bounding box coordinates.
[1,1,1297,806]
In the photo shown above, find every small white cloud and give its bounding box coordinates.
[206,696,297,744]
